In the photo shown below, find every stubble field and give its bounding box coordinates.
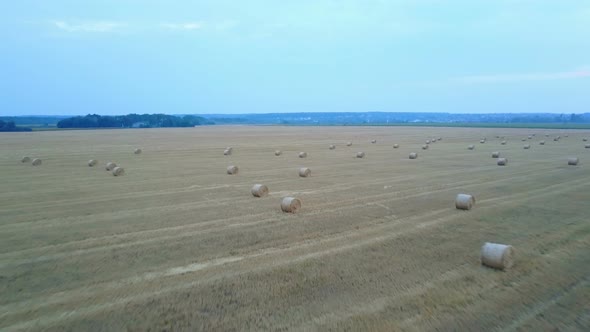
[0,126,589,331]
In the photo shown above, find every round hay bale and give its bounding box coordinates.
[455,193,475,210]
[227,165,239,175]
[528,135,532,139]
[88,159,98,167]
[438,137,443,141]
[565,134,569,137]
[480,140,486,144]
[568,157,579,166]
[523,144,531,149]
[545,134,549,137]
[274,150,282,156]
[583,138,588,142]
[585,144,590,149]
[491,151,500,158]
[371,139,377,144]
[21,156,31,163]
[31,158,42,166]
[422,145,428,150]
[430,139,436,144]
[223,149,232,156]
[495,135,500,138]
[521,138,527,142]
[298,152,307,158]
[468,145,475,150]
[425,140,431,144]
[329,144,336,150]
[553,137,559,142]
[539,140,545,145]
[281,197,301,213]
[409,152,418,159]
[134,148,142,154]
[356,151,365,158]
[225,147,233,152]
[393,144,399,148]
[346,141,352,146]
[105,162,117,171]
[481,242,515,270]
[299,167,311,177]
[501,141,507,145]
[112,166,125,176]
[497,158,508,166]
[251,184,269,197]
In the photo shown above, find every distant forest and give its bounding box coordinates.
[0,120,32,132]
[56,114,212,129]
[3,112,590,131]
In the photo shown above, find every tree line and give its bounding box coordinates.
[57,114,212,128]
[0,120,32,132]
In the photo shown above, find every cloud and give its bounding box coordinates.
[160,22,203,31]
[452,67,590,84]
[51,20,124,32]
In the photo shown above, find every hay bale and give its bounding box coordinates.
[455,194,475,210]
[31,158,42,166]
[299,167,311,177]
[224,149,232,156]
[346,141,352,146]
[585,144,590,149]
[497,158,508,166]
[88,159,98,167]
[393,144,399,148]
[329,144,336,150]
[134,148,142,154]
[523,144,531,149]
[422,144,428,150]
[539,140,545,145]
[371,139,377,144]
[438,137,443,141]
[568,157,579,166]
[545,134,549,137]
[409,152,418,159]
[227,165,239,175]
[281,197,301,213]
[430,139,436,144]
[112,166,125,176]
[21,156,31,163]
[501,141,507,145]
[553,137,559,142]
[480,140,486,144]
[298,152,307,158]
[274,150,282,156]
[425,140,431,144]
[356,151,366,158]
[521,138,527,142]
[481,242,515,270]
[251,184,269,197]
[468,145,475,150]
[491,151,500,158]
[105,162,117,171]
[528,135,532,139]
[225,147,233,152]
[565,134,569,137]
[583,138,588,142]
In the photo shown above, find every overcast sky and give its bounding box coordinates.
[1,0,589,116]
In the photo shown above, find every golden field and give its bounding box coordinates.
[0,126,589,331]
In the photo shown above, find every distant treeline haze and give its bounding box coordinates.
[56,114,211,128]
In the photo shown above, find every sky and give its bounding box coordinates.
[0,0,589,116]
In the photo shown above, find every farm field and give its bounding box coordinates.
[1,126,589,331]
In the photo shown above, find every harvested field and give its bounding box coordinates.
[0,126,589,331]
